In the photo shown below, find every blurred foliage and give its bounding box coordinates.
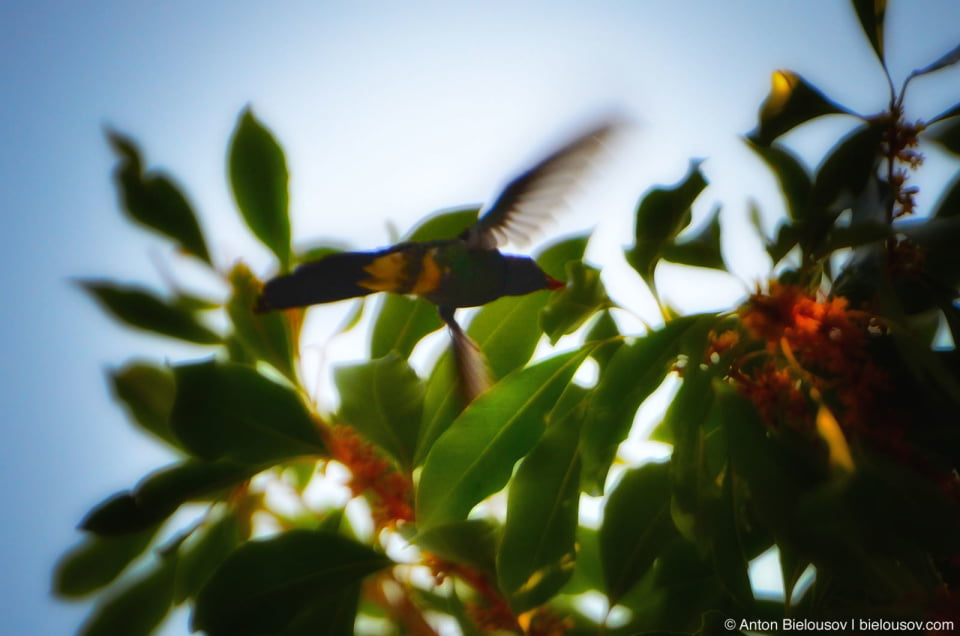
[56,3,960,634]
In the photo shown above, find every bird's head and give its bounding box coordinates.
[502,256,566,296]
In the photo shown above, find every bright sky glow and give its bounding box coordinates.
[2,2,958,633]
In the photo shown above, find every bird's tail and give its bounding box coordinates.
[255,251,378,312]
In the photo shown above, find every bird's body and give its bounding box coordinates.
[255,118,620,398]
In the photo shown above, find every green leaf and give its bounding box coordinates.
[928,101,960,126]
[540,262,610,344]
[497,387,586,612]
[599,461,677,604]
[370,296,442,359]
[626,160,708,293]
[584,309,622,371]
[79,460,254,536]
[748,70,853,145]
[661,204,726,271]
[535,233,589,280]
[581,315,709,495]
[932,172,960,218]
[110,361,179,450]
[106,130,211,264]
[193,530,392,635]
[170,359,325,464]
[560,526,604,595]
[52,527,159,597]
[174,510,245,603]
[746,140,812,222]
[416,291,552,466]
[335,353,423,470]
[851,0,887,68]
[226,262,297,382]
[228,108,291,271]
[811,124,883,213]
[284,583,360,636]
[407,207,479,241]
[417,347,589,529]
[78,553,177,636]
[415,520,500,582]
[77,280,220,344]
[708,475,754,610]
[926,116,960,156]
[908,40,960,81]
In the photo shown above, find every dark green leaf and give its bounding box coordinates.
[767,223,800,265]
[908,40,960,80]
[53,527,159,597]
[928,101,960,126]
[746,140,812,222]
[560,526,604,595]
[283,583,360,636]
[811,124,883,213]
[581,315,709,495]
[926,116,960,156]
[106,129,211,264]
[851,0,887,68]
[540,262,610,344]
[931,172,960,218]
[415,520,500,581]
[708,476,754,609]
[748,71,853,146]
[171,359,325,464]
[599,461,677,603]
[226,262,297,382]
[335,353,423,470]
[110,361,179,450]
[626,160,708,293]
[417,347,589,529]
[79,460,254,536]
[370,296,442,359]
[78,553,177,636]
[228,108,291,271]
[535,234,589,280]
[193,530,391,635]
[78,280,220,344]
[174,510,245,603]
[497,387,586,612]
[661,204,726,271]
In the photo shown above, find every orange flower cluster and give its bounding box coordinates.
[734,281,889,433]
[324,425,414,530]
[424,555,522,634]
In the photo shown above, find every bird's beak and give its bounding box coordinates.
[545,275,566,291]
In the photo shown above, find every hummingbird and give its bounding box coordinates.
[255,119,619,399]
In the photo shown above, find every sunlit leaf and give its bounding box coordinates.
[335,353,423,470]
[581,315,710,495]
[228,108,291,271]
[749,71,853,145]
[408,207,480,241]
[626,160,707,293]
[851,0,887,68]
[170,360,324,464]
[661,205,726,271]
[417,347,589,529]
[497,387,586,612]
[415,520,499,581]
[536,233,589,280]
[540,262,610,344]
[53,527,159,598]
[416,291,552,466]
[192,530,391,635]
[371,296,442,359]
[226,262,297,382]
[599,461,676,604]
[109,361,179,450]
[79,553,177,636]
[106,129,211,264]
[78,280,220,344]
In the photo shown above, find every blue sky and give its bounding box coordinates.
[1,2,958,634]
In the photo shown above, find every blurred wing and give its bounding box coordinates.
[463,118,623,249]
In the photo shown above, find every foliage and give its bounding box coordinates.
[55,4,960,634]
